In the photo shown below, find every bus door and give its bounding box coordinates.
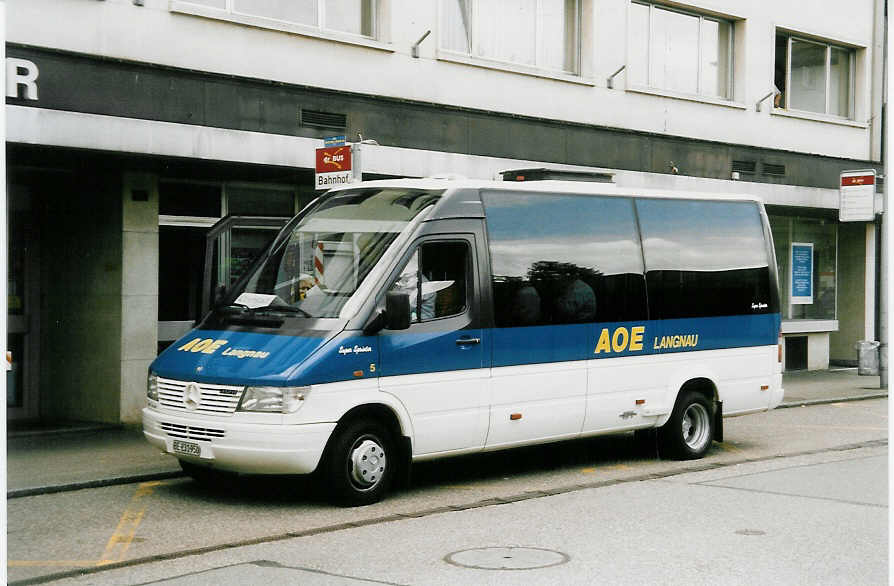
[377,235,490,456]
[200,215,290,318]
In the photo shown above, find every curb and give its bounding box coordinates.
[7,471,184,500]
[778,392,888,409]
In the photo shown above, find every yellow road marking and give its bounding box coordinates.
[97,481,161,566]
[9,481,166,570]
[718,442,743,453]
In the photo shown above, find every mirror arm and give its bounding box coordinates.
[363,308,387,335]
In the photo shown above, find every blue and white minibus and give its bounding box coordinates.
[143,176,783,505]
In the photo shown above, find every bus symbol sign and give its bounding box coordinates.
[315,146,353,190]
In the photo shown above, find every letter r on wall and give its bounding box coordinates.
[6,58,38,100]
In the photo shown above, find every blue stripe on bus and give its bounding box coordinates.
[151,314,780,385]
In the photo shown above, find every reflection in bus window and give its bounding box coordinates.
[636,198,776,319]
[482,191,647,326]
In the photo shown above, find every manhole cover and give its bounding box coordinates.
[445,547,569,570]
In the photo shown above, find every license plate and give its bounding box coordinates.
[172,440,201,457]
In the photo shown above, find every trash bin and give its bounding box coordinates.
[854,340,880,376]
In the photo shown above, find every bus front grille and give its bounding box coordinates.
[156,376,244,415]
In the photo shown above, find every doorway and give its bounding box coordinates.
[8,186,41,419]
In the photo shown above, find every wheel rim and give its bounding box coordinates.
[681,403,711,451]
[348,436,387,490]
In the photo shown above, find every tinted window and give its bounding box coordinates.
[389,242,469,322]
[636,198,775,319]
[483,191,647,327]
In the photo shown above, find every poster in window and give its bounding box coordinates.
[791,242,813,305]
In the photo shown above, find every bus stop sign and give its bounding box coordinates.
[839,169,876,222]
[315,145,353,190]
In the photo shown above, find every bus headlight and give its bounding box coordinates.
[147,372,158,401]
[239,386,310,414]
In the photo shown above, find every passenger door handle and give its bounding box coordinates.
[455,337,481,346]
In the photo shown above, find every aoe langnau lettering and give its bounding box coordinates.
[652,334,699,350]
[177,337,270,359]
[594,326,646,354]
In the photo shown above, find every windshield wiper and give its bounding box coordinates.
[246,305,312,318]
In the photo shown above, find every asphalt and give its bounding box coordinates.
[6,368,887,499]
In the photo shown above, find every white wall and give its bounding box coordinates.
[7,0,878,160]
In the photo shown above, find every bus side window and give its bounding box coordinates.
[389,242,469,323]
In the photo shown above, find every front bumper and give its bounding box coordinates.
[142,407,336,475]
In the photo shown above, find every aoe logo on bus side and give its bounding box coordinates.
[593,326,645,354]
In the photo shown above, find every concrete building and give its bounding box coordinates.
[6,0,886,424]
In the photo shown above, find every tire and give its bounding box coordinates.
[323,419,395,506]
[658,390,714,460]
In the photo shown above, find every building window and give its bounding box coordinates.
[769,215,837,321]
[775,33,854,118]
[628,2,733,100]
[177,0,377,38]
[440,0,581,74]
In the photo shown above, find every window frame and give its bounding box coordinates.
[170,0,391,50]
[778,33,856,120]
[629,1,735,102]
[388,239,473,325]
[438,0,582,77]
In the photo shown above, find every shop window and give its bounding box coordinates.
[636,199,774,319]
[158,181,303,347]
[628,2,733,100]
[483,191,647,327]
[440,0,581,74]
[775,32,855,118]
[175,0,377,39]
[769,215,837,321]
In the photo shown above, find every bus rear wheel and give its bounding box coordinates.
[324,419,394,506]
[659,390,714,460]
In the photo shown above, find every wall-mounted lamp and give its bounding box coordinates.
[411,30,431,59]
[607,65,626,89]
[755,88,781,112]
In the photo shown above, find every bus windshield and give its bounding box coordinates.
[227,187,443,318]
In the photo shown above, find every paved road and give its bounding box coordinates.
[7,399,888,585]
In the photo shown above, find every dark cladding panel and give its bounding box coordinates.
[565,127,650,170]
[203,80,263,131]
[468,114,512,158]
[649,139,731,179]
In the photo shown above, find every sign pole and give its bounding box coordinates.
[881,145,889,388]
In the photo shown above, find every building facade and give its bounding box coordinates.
[6,0,886,423]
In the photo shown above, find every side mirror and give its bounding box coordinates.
[385,290,411,330]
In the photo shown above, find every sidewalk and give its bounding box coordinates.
[6,369,887,498]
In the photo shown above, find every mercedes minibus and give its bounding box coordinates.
[143,177,783,505]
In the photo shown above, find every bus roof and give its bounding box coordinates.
[326,177,766,206]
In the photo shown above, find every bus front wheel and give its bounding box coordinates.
[324,419,395,506]
[659,390,714,460]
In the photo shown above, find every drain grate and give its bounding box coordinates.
[445,547,569,570]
